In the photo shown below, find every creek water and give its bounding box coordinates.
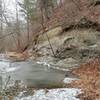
[0,59,66,89]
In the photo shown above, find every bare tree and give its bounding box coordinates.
[15,0,21,52]
[0,0,4,52]
[38,0,56,56]
[38,0,54,21]
[0,0,3,36]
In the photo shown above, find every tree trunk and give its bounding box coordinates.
[16,0,21,52]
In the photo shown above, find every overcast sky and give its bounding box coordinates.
[4,0,15,12]
[3,0,15,20]
[3,0,24,21]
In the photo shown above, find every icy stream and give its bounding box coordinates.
[0,54,81,100]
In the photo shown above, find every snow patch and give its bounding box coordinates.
[14,88,80,100]
[6,67,18,72]
[36,61,51,67]
[0,61,19,73]
[63,78,78,84]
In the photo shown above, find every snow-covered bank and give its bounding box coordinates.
[14,88,81,100]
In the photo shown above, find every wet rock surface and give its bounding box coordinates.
[56,36,100,61]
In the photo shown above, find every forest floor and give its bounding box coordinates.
[69,58,100,100]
